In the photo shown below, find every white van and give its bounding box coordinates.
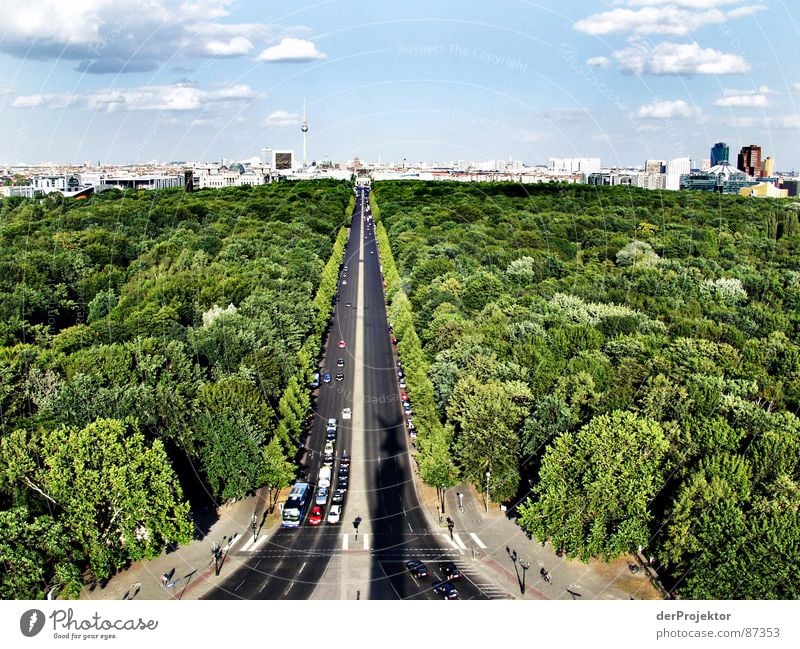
[318,466,332,489]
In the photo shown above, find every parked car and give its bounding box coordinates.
[335,372,344,382]
[315,486,329,505]
[308,506,323,525]
[399,378,406,389]
[327,418,338,431]
[400,391,409,401]
[322,373,332,383]
[326,428,336,441]
[327,504,341,524]
[331,489,346,505]
[432,581,459,599]
[322,453,334,467]
[340,451,350,469]
[310,372,320,388]
[337,473,349,489]
[406,560,428,578]
[324,440,334,456]
[342,407,352,420]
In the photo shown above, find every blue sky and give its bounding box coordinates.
[1,0,799,169]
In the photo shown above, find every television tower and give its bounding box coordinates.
[301,98,309,168]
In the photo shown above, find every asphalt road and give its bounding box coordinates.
[205,186,495,600]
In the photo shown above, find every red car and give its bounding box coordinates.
[400,391,409,401]
[338,340,347,348]
[308,506,323,525]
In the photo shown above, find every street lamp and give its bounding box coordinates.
[519,559,530,595]
[485,471,491,512]
[440,483,446,515]
[251,514,258,543]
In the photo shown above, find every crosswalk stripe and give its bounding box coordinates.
[452,533,467,550]
[440,534,464,553]
[469,532,487,549]
[362,534,370,549]
[342,534,349,550]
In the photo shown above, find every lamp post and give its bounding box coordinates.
[251,514,258,543]
[440,483,446,515]
[519,559,530,595]
[485,471,491,512]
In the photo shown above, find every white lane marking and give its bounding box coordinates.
[234,578,246,592]
[407,522,414,533]
[469,532,487,549]
[441,534,463,552]
[362,534,370,549]
[298,561,307,575]
[342,534,349,550]
[452,533,468,550]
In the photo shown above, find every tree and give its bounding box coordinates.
[518,411,667,561]
[448,376,531,502]
[262,437,295,511]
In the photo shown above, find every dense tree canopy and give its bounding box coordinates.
[0,181,353,596]
[373,180,800,599]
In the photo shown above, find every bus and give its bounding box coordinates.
[281,482,311,528]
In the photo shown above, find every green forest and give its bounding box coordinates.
[372,180,800,599]
[0,181,353,598]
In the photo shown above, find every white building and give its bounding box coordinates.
[548,157,601,175]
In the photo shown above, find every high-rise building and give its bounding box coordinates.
[761,156,775,177]
[737,144,762,177]
[710,142,729,166]
[645,159,666,174]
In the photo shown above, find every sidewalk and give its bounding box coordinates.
[414,478,662,600]
[80,487,282,601]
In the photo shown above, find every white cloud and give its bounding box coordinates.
[12,83,261,112]
[723,116,757,128]
[0,82,11,95]
[575,2,765,37]
[586,56,611,68]
[0,0,300,73]
[619,1,744,7]
[615,41,750,75]
[792,82,800,92]
[256,37,326,63]
[767,115,800,130]
[714,87,774,108]
[265,110,301,126]
[11,93,78,109]
[634,99,698,119]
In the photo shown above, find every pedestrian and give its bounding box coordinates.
[160,574,168,588]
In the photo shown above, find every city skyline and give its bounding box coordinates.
[1,1,800,168]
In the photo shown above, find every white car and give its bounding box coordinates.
[327,504,341,524]
[324,440,335,456]
[315,486,329,505]
[327,418,338,432]
[342,408,352,420]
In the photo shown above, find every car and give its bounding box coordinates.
[338,340,347,348]
[397,369,404,378]
[400,391,409,401]
[331,489,346,505]
[340,452,350,468]
[326,428,336,441]
[406,560,428,578]
[324,440,334,456]
[441,561,461,580]
[407,419,415,431]
[322,453,334,467]
[327,418,338,431]
[335,372,344,381]
[403,402,412,413]
[338,465,349,479]
[315,486,329,505]
[345,302,352,308]
[344,266,348,272]
[432,580,459,599]
[342,280,347,285]
[342,407,352,420]
[337,473,349,489]
[322,373,332,383]
[308,505,323,525]
[327,504,342,524]
[399,378,406,389]
[337,358,345,367]
[318,466,332,488]
[310,372,320,388]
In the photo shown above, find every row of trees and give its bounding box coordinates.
[373,180,800,598]
[0,181,353,597]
